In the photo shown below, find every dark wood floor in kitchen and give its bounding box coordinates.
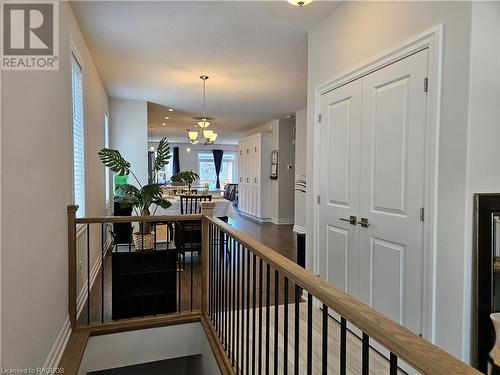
[77,214,298,325]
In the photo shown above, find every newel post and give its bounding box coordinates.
[200,202,215,314]
[67,205,78,329]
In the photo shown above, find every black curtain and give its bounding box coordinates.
[212,149,224,189]
[172,147,180,175]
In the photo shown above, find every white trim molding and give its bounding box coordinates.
[43,316,71,370]
[271,217,294,225]
[293,224,306,234]
[312,25,443,344]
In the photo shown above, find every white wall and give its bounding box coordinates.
[277,119,295,223]
[464,1,500,362]
[1,2,108,368]
[79,323,219,375]
[294,108,307,233]
[110,99,148,186]
[307,1,474,360]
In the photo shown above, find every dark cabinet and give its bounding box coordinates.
[112,248,177,320]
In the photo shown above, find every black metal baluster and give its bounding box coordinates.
[210,223,214,321]
[224,230,228,350]
[178,229,181,313]
[265,264,270,374]
[258,258,263,375]
[101,223,104,323]
[322,304,328,375]
[229,236,233,362]
[294,284,300,375]
[87,224,90,325]
[231,238,237,366]
[190,227,193,312]
[362,333,369,375]
[217,226,221,334]
[219,226,222,332]
[252,253,257,375]
[236,242,241,372]
[390,353,397,375]
[283,277,289,375]
[246,248,250,375]
[340,317,347,375]
[274,269,279,375]
[153,223,157,316]
[307,294,312,375]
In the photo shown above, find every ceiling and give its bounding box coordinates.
[70,1,340,144]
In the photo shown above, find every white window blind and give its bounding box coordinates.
[104,113,110,205]
[71,54,86,218]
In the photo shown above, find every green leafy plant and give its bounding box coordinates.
[98,137,172,234]
[171,170,200,192]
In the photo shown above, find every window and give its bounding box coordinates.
[157,160,173,184]
[197,152,235,189]
[71,53,85,218]
[104,113,110,205]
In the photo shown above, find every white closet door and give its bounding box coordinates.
[318,79,362,298]
[359,50,428,334]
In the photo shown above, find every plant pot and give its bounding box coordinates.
[133,231,155,250]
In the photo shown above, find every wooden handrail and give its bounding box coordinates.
[204,215,480,375]
[75,214,202,224]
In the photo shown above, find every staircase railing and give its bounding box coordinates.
[64,203,480,375]
[201,212,481,375]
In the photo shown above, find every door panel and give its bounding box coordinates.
[326,225,349,292]
[318,79,362,298]
[359,49,428,334]
[370,237,405,324]
[371,76,410,215]
[327,98,351,207]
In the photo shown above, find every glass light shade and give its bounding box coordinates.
[209,133,218,142]
[286,0,313,5]
[198,120,210,128]
[188,131,199,141]
[203,129,214,139]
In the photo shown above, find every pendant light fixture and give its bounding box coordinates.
[187,75,218,145]
[287,0,314,6]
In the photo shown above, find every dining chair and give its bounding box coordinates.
[223,184,238,202]
[180,195,212,214]
[175,195,213,269]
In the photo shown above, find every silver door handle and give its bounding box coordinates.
[339,215,357,225]
[357,218,369,228]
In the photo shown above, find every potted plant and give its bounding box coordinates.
[98,137,172,250]
[171,170,200,194]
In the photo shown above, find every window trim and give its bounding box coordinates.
[70,42,87,220]
[196,150,237,188]
[104,112,111,210]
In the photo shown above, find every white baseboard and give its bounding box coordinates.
[239,211,271,224]
[271,217,294,225]
[77,251,103,319]
[293,224,306,234]
[43,315,71,370]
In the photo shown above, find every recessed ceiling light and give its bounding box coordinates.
[168,108,174,112]
[162,123,166,126]
[164,116,170,120]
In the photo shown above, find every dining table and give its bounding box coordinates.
[153,194,237,219]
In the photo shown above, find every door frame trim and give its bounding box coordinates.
[312,25,443,343]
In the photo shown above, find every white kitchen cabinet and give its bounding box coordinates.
[237,133,271,222]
